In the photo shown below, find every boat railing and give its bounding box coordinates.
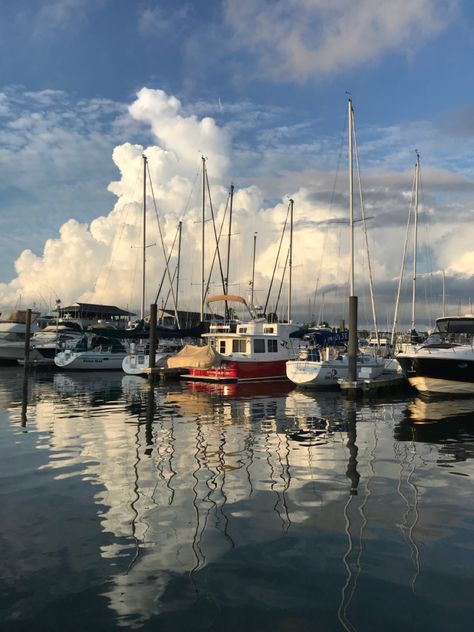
[208,322,238,333]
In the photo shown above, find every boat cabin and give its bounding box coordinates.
[426,316,474,346]
[203,319,301,360]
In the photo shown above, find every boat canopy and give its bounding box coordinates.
[205,294,248,306]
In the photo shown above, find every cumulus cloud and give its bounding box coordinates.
[0,87,353,318]
[1,86,474,328]
[223,0,457,82]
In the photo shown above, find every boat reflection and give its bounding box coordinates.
[406,396,474,425]
[5,370,466,630]
[396,396,474,471]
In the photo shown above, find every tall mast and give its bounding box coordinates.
[176,220,182,317]
[347,99,358,383]
[201,156,206,322]
[141,154,147,320]
[348,99,354,296]
[251,232,257,307]
[411,151,420,331]
[288,198,294,323]
[442,269,446,317]
[225,184,234,295]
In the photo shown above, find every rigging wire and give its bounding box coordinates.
[274,249,290,317]
[264,201,291,315]
[203,186,231,302]
[146,161,181,327]
[391,166,416,342]
[352,116,379,344]
[205,168,227,297]
[154,222,181,305]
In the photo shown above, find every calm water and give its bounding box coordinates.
[1,367,474,631]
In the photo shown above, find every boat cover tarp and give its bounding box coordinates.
[306,329,349,346]
[166,344,221,369]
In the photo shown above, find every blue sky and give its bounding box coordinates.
[1,0,474,326]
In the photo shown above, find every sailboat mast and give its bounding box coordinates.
[442,269,446,317]
[348,99,354,297]
[288,198,294,323]
[176,220,182,317]
[251,232,257,307]
[225,184,234,295]
[411,151,420,331]
[201,156,206,322]
[347,99,358,383]
[141,154,147,320]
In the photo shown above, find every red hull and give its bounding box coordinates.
[185,359,289,382]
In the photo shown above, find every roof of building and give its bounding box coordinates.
[59,302,135,317]
[158,308,224,321]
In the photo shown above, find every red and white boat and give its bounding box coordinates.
[179,295,305,383]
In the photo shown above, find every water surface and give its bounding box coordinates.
[1,367,474,631]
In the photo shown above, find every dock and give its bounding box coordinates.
[339,373,409,397]
[142,366,184,381]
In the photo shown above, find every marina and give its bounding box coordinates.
[2,3,474,629]
[2,365,474,630]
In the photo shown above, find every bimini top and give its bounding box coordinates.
[205,294,248,306]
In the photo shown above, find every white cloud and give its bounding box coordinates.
[30,0,104,38]
[138,4,190,36]
[129,88,231,180]
[223,0,457,81]
[1,86,474,328]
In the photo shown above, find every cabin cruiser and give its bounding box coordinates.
[18,320,85,366]
[397,315,474,395]
[176,295,306,383]
[54,335,129,370]
[0,310,40,365]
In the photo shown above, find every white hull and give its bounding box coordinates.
[122,352,173,376]
[286,356,384,388]
[0,341,25,362]
[54,350,127,370]
[408,376,474,396]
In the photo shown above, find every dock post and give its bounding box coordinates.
[348,296,358,383]
[23,308,32,367]
[21,308,32,427]
[148,303,157,386]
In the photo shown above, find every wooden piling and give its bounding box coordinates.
[147,303,157,385]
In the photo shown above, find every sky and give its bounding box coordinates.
[1,0,474,328]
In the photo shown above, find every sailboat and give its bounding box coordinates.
[55,156,151,371]
[392,154,474,396]
[390,151,425,355]
[286,99,384,388]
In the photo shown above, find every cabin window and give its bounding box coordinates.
[219,340,226,354]
[267,339,278,353]
[232,339,246,353]
[254,338,266,353]
[264,327,275,334]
